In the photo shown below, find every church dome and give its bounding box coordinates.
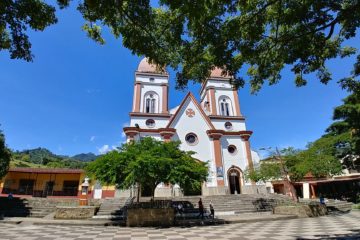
[137,58,167,74]
[210,67,231,78]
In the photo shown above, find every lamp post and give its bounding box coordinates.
[80,177,90,206]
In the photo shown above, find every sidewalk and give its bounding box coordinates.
[0,213,298,227]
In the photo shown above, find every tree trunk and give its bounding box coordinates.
[151,184,157,201]
[275,148,298,202]
[285,178,298,202]
[137,183,140,203]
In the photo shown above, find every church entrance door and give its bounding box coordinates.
[228,168,241,194]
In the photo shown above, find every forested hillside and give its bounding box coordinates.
[10,148,98,169]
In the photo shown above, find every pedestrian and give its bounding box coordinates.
[8,192,13,200]
[198,198,204,219]
[209,201,215,219]
[177,202,183,215]
[319,194,325,205]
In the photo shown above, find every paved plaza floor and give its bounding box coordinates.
[0,211,359,240]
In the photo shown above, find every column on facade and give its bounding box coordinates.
[240,133,255,185]
[123,127,139,142]
[303,182,310,199]
[310,184,317,199]
[160,128,176,142]
[232,89,242,116]
[161,83,168,114]
[205,90,211,112]
[207,131,224,186]
[208,87,217,115]
[133,82,142,112]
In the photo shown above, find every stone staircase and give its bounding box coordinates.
[299,198,353,212]
[93,198,129,220]
[169,194,292,215]
[326,199,353,212]
[0,197,80,218]
[93,194,290,220]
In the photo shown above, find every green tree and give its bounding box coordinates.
[0,128,11,178]
[86,137,208,199]
[247,91,359,200]
[246,146,342,201]
[1,0,57,61]
[3,1,359,92]
[327,92,360,153]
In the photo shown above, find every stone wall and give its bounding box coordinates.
[54,206,97,219]
[242,185,268,194]
[202,186,229,196]
[127,208,175,227]
[273,204,327,218]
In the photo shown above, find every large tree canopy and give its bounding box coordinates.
[0,128,11,178]
[247,91,360,199]
[86,137,208,198]
[326,91,360,170]
[2,1,359,92]
[247,145,343,201]
[0,0,57,61]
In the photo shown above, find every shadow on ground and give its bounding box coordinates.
[296,229,360,240]
[0,197,31,218]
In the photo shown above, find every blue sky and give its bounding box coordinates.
[0,4,358,157]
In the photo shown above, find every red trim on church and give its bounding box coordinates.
[206,130,253,137]
[123,127,176,135]
[129,112,171,118]
[209,115,245,120]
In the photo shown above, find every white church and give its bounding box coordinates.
[123,58,261,196]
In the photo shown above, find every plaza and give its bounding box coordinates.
[0,211,359,240]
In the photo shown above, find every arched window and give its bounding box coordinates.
[218,96,233,116]
[144,92,159,113]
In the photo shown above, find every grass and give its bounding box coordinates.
[10,159,48,168]
[352,204,360,210]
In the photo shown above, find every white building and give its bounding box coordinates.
[123,58,260,196]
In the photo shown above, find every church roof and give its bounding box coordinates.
[166,92,215,129]
[137,58,167,74]
[209,67,231,79]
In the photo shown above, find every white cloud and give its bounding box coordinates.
[90,136,96,142]
[98,145,111,154]
[121,122,129,139]
[98,144,119,154]
[86,89,100,94]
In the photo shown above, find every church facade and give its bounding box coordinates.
[123,58,260,196]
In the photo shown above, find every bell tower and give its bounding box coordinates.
[132,58,169,114]
[200,67,242,117]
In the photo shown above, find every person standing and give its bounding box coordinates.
[209,201,215,219]
[198,198,204,219]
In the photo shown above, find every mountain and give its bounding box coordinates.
[71,153,98,162]
[10,148,97,169]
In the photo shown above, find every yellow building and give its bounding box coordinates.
[0,168,117,199]
[0,168,86,198]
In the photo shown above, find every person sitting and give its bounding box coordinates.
[177,202,183,215]
[319,195,325,205]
